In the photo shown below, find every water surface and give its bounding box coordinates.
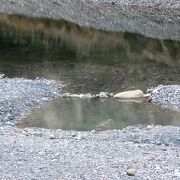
[0,14,180,130]
[18,98,180,131]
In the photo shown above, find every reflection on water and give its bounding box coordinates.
[0,13,180,65]
[0,14,180,130]
[0,14,179,94]
[18,98,180,131]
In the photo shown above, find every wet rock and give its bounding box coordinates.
[144,93,150,98]
[114,90,144,99]
[61,93,70,98]
[99,92,108,98]
[146,125,154,130]
[95,94,100,98]
[0,74,4,79]
[127,168,136,176]
[69,94,80,98]
[83,93,93,99]
[79,94,85,98]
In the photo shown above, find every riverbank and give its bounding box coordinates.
[0,77,62,126]
[0,0,180,40]
[0,76,179,126]
[0,125,180,179]
[0,77,179,179]
[149,85,180,111]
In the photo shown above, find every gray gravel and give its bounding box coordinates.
[0,0,180,40]
[0,77,180,179]
[149,85,180,111]
[0,76,62,126]
[0,1,180,179]
[0,125,180,179]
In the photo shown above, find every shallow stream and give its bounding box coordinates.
[0,14,180,130]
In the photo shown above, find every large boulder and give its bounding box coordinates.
[113,90,144,99]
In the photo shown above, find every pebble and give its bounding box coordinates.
[126,168,137,176]
[79,94,85,98]
[99,92,108,98]
[146,125,154,130]
[49,134,56,139]
[174,170,180,177]
[149,85,180,110]
[69,94,80,98]
[76,134,82,140]
[84,93,92,99]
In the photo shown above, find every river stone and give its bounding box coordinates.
[127,168,137,176]
[69,94,80,98]
[99,92,108,98]
[113,90,144,99]
[83,93,93,99]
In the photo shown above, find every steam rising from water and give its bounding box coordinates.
[18,99,180,130]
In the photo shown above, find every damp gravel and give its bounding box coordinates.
[0,76,61,126]
[0,125,180,179]
[149,85,180,111]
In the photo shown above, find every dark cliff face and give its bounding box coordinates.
[0,0,180,40]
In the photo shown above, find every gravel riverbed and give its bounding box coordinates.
[0,125,180,179]
[149,85,180,111]
[0,77,180,179]
[0,77,62,126]
[0,1,180,179]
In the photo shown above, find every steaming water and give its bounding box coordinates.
[18,98,180,131]
[0,14,180,130]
